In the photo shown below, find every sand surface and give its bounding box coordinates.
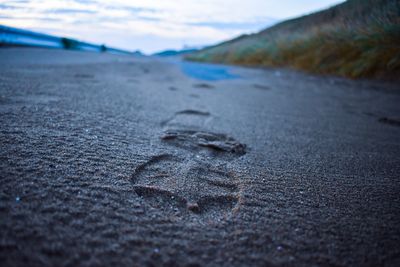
[1,48,400,266]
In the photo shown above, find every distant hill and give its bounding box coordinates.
[153,48,199,57]
[132,50,144,56]
[186,0,400,79]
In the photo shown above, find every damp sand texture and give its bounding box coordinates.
[1,48,400,267]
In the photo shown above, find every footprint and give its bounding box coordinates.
[131,154,180,185]
[74,74,94,79]
[161,109,212,129]
[169,86,178,91]
[378,117,400,127]
[189,94,200,98]
[161,129,246,157]
[193,83,214,89]
[131,154,241,220]
[176,110,210,116]
[253,84,271,90]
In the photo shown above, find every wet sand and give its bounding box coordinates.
[1,48,400,266]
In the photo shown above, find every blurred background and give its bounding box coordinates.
[0,0,344,54]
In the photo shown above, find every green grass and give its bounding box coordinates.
[186,0,400,79]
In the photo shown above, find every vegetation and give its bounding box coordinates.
[186,0,400,79]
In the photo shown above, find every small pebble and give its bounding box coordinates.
[15,197,20,202]
[187,202,200,213]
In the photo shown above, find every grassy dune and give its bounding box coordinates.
[186,0,400,79]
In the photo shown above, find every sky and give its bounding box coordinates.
[0,0,345,54]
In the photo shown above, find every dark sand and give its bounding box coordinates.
[1,48,400,266]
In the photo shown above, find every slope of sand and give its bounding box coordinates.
[1,48,400,266]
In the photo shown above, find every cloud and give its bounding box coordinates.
[0,15,63,22]
[189,19,277,31]
[47,8,97,14]
[0,4,18,9]
[4,0,29,3]
[72,0,97,3]
[0,0,345,53]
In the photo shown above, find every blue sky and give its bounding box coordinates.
[0,0,345,54]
